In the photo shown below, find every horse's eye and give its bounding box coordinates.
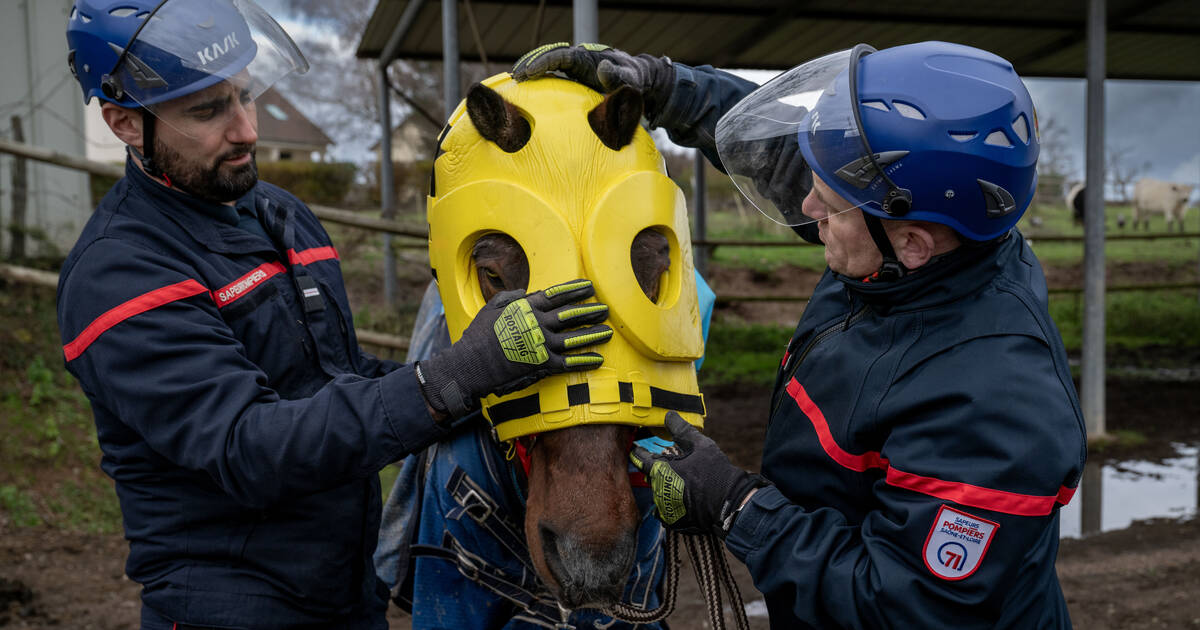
[483,268,505,290]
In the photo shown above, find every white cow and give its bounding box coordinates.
[1132,178,1195,232]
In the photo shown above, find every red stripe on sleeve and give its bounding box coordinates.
[786,377,1075,516]
[63,279,208,361]
[288,246,339,266]
[886,467,1068,517]
[786,379,889,472]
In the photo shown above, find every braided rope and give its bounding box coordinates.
[604,530,749,630]
[686,534,724,628]
[603,529,682,624]
[710,533,750,630]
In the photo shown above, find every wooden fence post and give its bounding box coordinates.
[9,116,27,261]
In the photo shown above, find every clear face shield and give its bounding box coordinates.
[715,46,911,227]
[102,0,308,139]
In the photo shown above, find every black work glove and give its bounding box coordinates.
[416,279,612,418]
[511,42,676,123]
[629,412,768,537]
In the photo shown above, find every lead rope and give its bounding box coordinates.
[604,530,749,630]
[603,529,681,625]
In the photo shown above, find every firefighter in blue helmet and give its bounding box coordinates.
[515,42,1086,628]
[60,2,612,627]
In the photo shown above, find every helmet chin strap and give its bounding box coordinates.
[129,109,165,181]
[862,212,907,281]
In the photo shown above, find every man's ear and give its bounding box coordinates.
[890,223,938,270]
[101,103,143,151]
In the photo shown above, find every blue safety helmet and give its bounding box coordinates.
[806,42,1038,242]
[718,41,1039,244]
[66,0,306,110]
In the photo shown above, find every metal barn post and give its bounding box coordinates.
[376,0,426,308]
[1081,461,1102,536]
[693,150,708,277]
[1081,0,1107,439]
[444,0,461,113]
[378,66,396,307]
[573,0,598,43]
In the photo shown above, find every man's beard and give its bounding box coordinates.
[152,138,258,203]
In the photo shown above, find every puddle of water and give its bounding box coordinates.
[1059,443,1199,539]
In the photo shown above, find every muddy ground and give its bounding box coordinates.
[3,258,1199,628]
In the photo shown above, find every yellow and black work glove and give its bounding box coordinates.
[630,412,769,538]
[511,43,675,122]
[416,279,612,419]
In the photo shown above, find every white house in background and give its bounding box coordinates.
[253,88,334,162]
[0,0,92,258]
[370,116,436,165]
[86,87,333,164]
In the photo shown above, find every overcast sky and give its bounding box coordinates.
[1024,78,1200,187]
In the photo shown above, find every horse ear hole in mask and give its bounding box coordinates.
[630,228,670,304]
[472,232,530,301]
[466,82,532,153]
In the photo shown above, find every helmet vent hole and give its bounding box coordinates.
[892,101,925,120]
[1011,114,1030,144]
[109,8,138,18]
[79,12,92,23]
[949,131,977,142]
[69,7,76,20]
[984,130,1013,148]
[862,100,889,112]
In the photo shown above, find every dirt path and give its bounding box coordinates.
[4,374,1198,628]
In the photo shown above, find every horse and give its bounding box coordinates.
[375,74,713,629]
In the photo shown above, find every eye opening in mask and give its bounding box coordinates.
[471,232,529,299]
[630,227,673,305]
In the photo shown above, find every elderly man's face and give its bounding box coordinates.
[150,76,259,203]
[801,174,884,278]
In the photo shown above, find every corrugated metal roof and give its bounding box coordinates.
[356,0,1200,81]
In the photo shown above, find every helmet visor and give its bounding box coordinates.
[108,0,308,138]
[715,48,879,226]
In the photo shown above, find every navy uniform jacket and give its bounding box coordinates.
[658,63,1087,628]
[57,161,448,628]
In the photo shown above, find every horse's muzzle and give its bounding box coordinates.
[540,523,637,609]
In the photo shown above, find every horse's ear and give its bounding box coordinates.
[466,83,531,153]
[588,85,643,151]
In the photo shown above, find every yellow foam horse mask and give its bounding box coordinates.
[427,74,705,442]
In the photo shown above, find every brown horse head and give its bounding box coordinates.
[471,224,669,608]
[464,75,667,610]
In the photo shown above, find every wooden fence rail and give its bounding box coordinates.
[4,138,1198,248]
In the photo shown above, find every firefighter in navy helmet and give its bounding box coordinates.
[515,41,1085,627]
[61,2,610,627]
